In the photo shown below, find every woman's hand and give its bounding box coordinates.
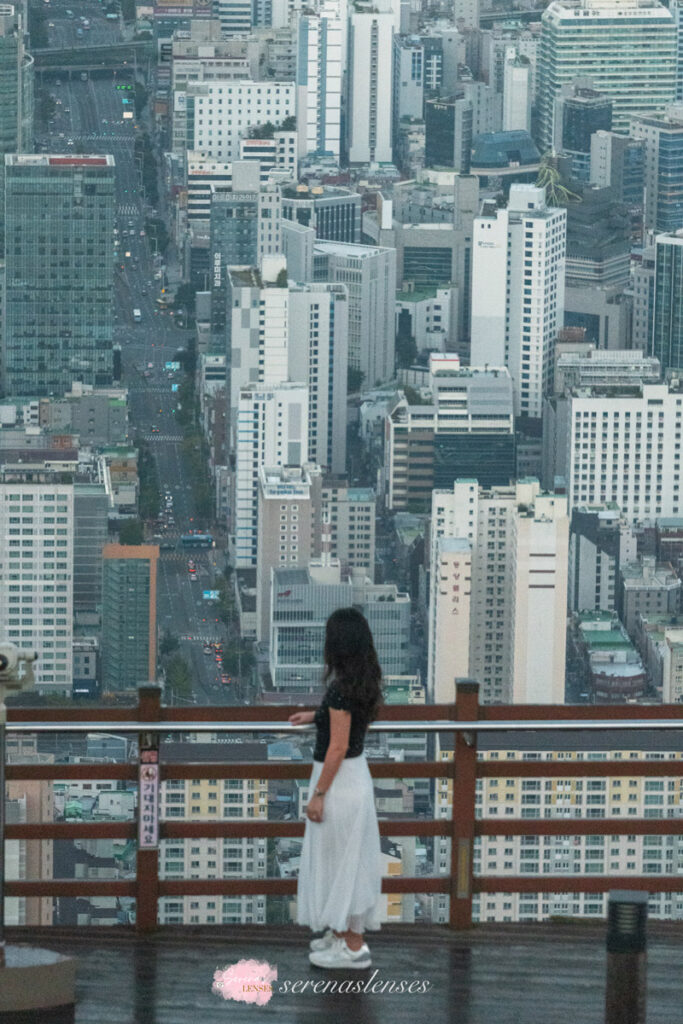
[305,794,324,823]
[289,710,315,726]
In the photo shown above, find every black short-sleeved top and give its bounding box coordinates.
[312,679,369,762]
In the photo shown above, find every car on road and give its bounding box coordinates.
[151,424,160,433]
[203,646,212,656]
[190,573,198,581]
[67,139,74,147]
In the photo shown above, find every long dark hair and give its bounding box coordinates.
[323,607,384,722]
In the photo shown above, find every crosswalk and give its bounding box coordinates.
[118,203,139,216]
[75,134,134,145]
[143,433,184,442]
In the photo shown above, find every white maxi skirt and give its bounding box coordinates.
[296,752,383,934]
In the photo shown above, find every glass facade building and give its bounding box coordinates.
[0,5,33,254]
[3,155,115,397]
[652,233,683,373]
[538,0,677,154]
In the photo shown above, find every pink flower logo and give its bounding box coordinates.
[212,958,278,1005]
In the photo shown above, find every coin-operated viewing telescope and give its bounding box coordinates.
[0,644,38,697]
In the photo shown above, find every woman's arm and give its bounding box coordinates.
[305,708,351,822]
[288,709,316,725]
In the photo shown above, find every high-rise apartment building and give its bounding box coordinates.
[3,155,115,397]
[313,240,396,386]
[347,9,394,164]
[296,11,342,160]
[652,232,683,374]
[321,478,376,578]
[225,259,348,473]
[256,463,322,642]
[100,545,159,692]
[233,382,309,567]
[209,165,282,346]
[433,732,683,925]
[0,467,74,694]
[470,185,566,419]
[428,478,569,704]
[630,107,683,233]
[537,0,676,153]
[158,740,269,926]
[543,380,683,521]
[0,4,32,254]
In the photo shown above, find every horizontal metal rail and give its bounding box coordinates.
[5,718,683,733]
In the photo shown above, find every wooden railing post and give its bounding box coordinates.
[136,686,161,934]
[449,680,480,930]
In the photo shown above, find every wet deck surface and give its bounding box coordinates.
[8,924,683,1024]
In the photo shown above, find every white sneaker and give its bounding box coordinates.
[309,928,335,952]
[309,936,372,969]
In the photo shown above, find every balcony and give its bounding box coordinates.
[3,683,683,1022]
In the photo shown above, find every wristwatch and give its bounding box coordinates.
[313,788,326,797]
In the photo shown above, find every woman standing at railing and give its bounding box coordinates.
[289,607,384,969]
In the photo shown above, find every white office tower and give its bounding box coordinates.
[213,0,253,36]
[313,241,396,386]
[288,283,348,473]
[173,80,296,161]
[470,185,566,420]
[233,382,309,567]
[543,380,683,523]
[428,537,472,704]
[226,260,349,473]
[502,47,531,132]
[0,470,74,695]
[347,9,394,164]
[428,478,569,704]
[537,0,676,153]
[296,11,342,160]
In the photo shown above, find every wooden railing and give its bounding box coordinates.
[4,682,683,932]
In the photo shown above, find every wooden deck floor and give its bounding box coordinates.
[7,923,683,1024]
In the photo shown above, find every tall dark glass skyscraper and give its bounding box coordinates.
[652,232,683,373]
[3,154,116,397]
[0,4,33,253]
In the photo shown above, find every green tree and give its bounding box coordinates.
[275,268,288,288]
[165,654,192,700]
[248,120,276,139]
[119,519,144,545]
[159,629,180,658]
[280,115,297,132]
[173,282,197,315]
[145,217,169,255]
